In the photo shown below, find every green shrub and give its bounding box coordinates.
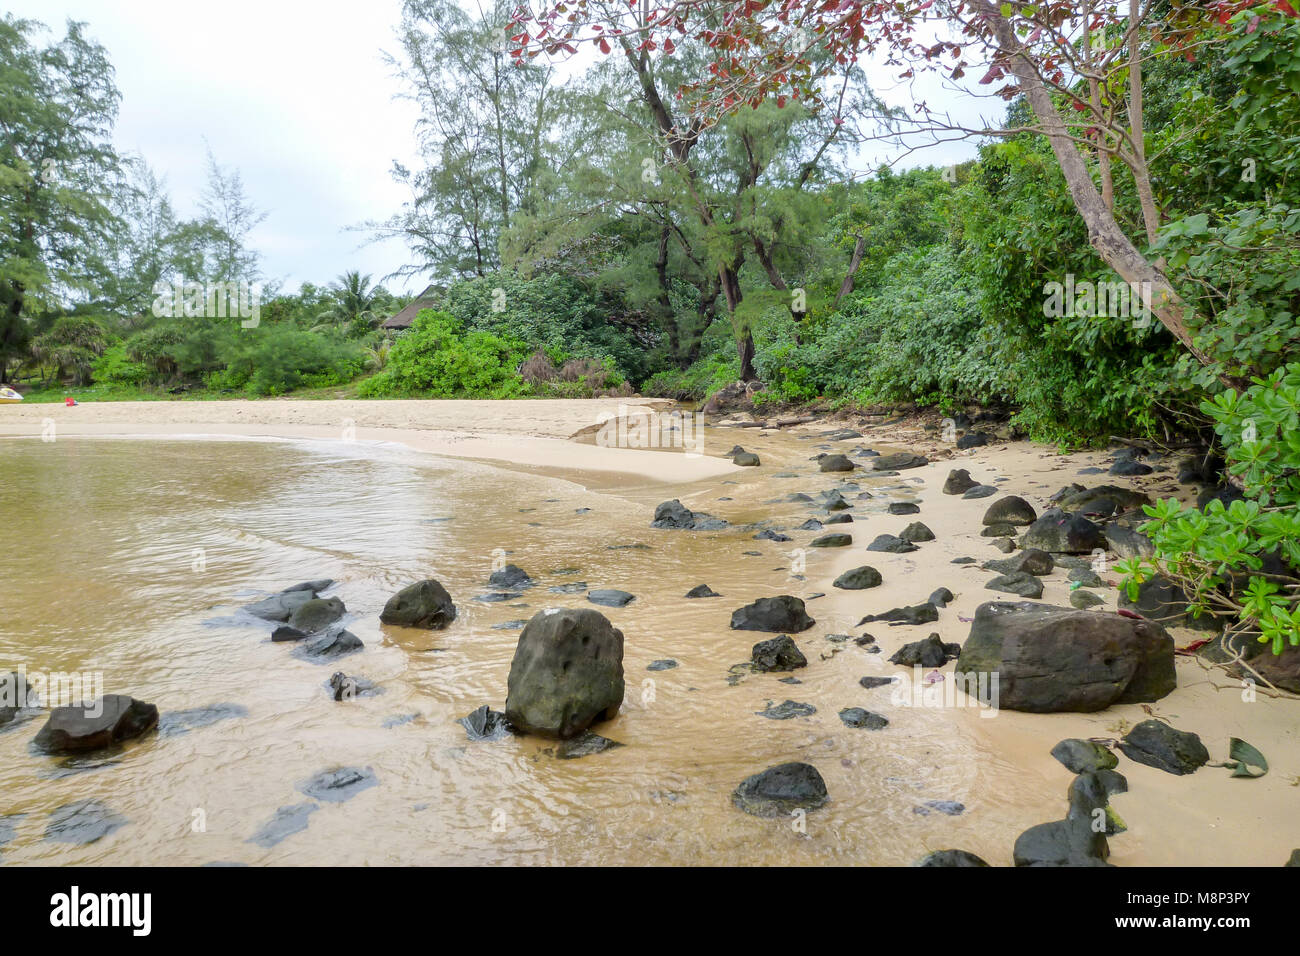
[357,309,529,398]
[1119,363,1300,655]
[91,345,150,386]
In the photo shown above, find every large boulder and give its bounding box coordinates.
[833,566,883,590]
[33,695,159,753]
[818,454,855,473]
[750,635,807,672]
[730,596,815,633]
[956,601,1175,712]
[1018,508,1105,554]
[731,762,828,817]
[503,608,625,739]
[379,579,457,629]
[1014,817,1110,867]
[943,469,979,495]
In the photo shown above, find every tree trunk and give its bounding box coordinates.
[982,4,1222,376]
[833,234,867,308]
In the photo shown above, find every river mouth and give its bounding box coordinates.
[0,434,1009,865]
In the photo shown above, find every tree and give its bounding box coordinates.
[508,0,1297,383]
[365,0,561,282]
[0,16,123,341]
[198,147,266,282]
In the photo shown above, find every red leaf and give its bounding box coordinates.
[598,37,611,53]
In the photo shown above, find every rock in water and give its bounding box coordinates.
[33,695,159,753]
[1117,719,1210,775]
[1013,817,1110,867]
[556,731,623,758]
[730,596,815,632]
[0,671,35,726]
[295,630,364,661]
[839,707,888,730]
[810,533,852,548]
[459,705,513,741]
[889,633,958,667]
[873,453,927,470]
[819,454,855,472]
[488,564,533,589]
[287,596,346,634]
[685,584,721,598]
[380,579,457,629]
[916,849,990,867]
[504,608,625,738]
[957,601,1175,712]
[243,587,318,623]
[732,762,828,817]
[750,635,808,672]
[651,499,728,530]
[587,589,635,607]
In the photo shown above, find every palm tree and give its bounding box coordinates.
[30,316,109,386]
[315,271,385,333]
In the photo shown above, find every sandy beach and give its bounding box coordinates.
[1,397,1296,866]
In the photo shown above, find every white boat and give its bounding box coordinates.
[0,386,23,403]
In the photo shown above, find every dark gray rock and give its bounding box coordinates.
[588,589,635,608]
[504,608,624,738]
[916,849,989,867]
[956,432,991,449]
[488,564,533,589]
[33,695,159,754]
[833,566,883,590]
[888,502,920,515]
[862,603,940,626]
[733,451,761,466]
[1119,575,1220,632]
[295,630,363,661]
[287,596,346,634]
[556,731,623,758]
[756,699,816,719]
[839,707,888,729]
[244,587,318,623]
[957,601,1176,712]
[943,469,979,495]
[1013,817,1109,867]
[459,705,513,740]
[867,534,917,554]
[889,633,959,667]
[651,499,727,530]
[751,635,808,672]
[819,454,855,473]
[984,496,1038,526]
[1019,508,1105,553]
[1104,525,1155,560]
[732,762,828,817]
[685,584,721,598]
[647,659,678,671]
[1051,738,1119,774]
[986,571,1044,599]
[873,453,927,470]
[1118,719,1210,775]
[380,579,457,629]
[810,532,852,548]
[928,587,955,608]
[963,485,998,499]
[731,596,815,633]
[328,672,380,701]
[900,521,935,543]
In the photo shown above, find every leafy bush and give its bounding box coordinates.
[211,326,365,395]
[1119,363,1300,655]
[91,345,150,386]
[357,309,530,398]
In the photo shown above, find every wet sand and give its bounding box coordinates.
[1,398,1296,865]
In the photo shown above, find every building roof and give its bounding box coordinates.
[381,284,440,329]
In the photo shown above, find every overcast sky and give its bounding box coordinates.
[9,0,989,298]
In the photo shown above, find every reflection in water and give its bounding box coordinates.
[0,436,1007,865]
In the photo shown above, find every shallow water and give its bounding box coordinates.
[0,434,1035,865]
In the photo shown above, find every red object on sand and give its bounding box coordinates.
[64,397,76,406]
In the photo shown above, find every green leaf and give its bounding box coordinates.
[1225,738,1269,778]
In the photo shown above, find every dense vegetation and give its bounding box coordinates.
[3,6,1297,444]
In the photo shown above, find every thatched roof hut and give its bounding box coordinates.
[381,284,440,330]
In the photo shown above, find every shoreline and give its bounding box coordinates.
[1,397,1296,865]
